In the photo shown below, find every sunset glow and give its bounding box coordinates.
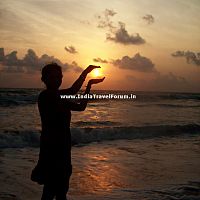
[0,0,199,92]
[92,68,103,78]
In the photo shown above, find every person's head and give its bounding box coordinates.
[41,63,63,89]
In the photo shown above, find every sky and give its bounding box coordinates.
[0,0,200,92]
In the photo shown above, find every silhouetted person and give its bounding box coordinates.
[31,63,105,200]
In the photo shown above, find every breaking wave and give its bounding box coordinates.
[0,124,199,148]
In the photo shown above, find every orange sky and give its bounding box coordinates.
[0,0,200,92]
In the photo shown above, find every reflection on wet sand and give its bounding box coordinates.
[70,150,122,195]
[69,137,200,198]
[0,137,199,200]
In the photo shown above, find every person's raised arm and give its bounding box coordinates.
[60,65,101,95]
[67,77,105,111]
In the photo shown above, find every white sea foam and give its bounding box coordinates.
[0,124,199,148]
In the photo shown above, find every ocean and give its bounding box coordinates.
[1,88,200,148]
[0,88,200,200]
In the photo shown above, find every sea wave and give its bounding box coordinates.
[0,124,199,148]
[73,120,121,127]
[134,93,200,102]
[135,103,200,108]
[0,89,38,107]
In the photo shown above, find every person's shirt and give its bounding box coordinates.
[38,89,71,133]
[38,88,88,147]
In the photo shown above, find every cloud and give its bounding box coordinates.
[151,72,189,92]
[154,72,187,85]
[172,50,200,66]
[104,9,117,17]
[64,46,78,54]
[142,14,155,24]
[80,20,90,25]
[171,51,185,57]
[68,61,83,73]
[106,22,145,45]
[0,48,83,73]
[97,9,145,45]
[93,57,108,63]
[112,53,155,72]
[97,9,117,31]
[126,72,189,92]
[1,49,24,73]
[0,48,5,61]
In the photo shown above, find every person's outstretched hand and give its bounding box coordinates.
[84,65,101,75]
[88,77,105,85]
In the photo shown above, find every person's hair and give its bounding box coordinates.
[41,63,62,83]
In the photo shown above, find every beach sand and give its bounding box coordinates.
[0,136,200,200]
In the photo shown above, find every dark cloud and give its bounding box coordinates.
[112,53,155,72]
[97,9,145,45]
[1,50,24,73]
[172,51,200,66]
[171,51,185,57]
[93,57,108,63]
[106,22,145,45]
[64,46,78,54]
[142,14,155,24]
[0,48,83,73]
[0,48,5,61]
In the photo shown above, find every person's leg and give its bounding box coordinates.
[55,187,67,200]
[55,172,71,200]
[41,184,55,200]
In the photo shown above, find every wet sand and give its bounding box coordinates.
[0,136,200,200]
